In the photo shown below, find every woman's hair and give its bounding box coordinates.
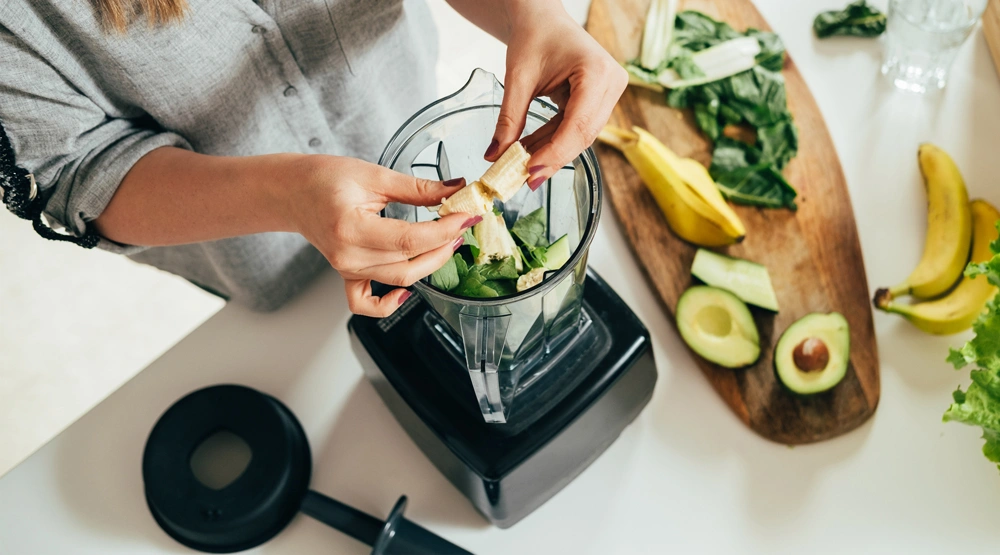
[94,0,187,32]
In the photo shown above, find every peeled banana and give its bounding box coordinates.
[875,199,1000,335]
[597,125,745,247]
[473,213,524,272]
[876,144,972,303]
[438,142,531,217]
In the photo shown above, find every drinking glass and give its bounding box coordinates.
[881,0,988,93]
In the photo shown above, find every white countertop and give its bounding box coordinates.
[5,1,1000,553]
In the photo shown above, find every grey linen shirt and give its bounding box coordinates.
[0,0,440,310]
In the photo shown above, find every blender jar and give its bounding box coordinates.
[379,69,602,424]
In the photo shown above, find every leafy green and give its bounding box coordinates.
[511,207,548,248]
[453,266,498,298]
[709,138,797,209]
[943,222,1000,471]
[485,279,518,296]
[478,256,520,280]
[462,228,479,259]
[429,254,461,291]
[655,11,798,210]
[813,1,886,39]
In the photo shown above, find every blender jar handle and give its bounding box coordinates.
[458,308,511,424]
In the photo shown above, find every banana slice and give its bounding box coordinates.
[473,213,523,272]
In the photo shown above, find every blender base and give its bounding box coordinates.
[348,269,657,529]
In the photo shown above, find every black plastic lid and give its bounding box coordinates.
[142,385,312,553]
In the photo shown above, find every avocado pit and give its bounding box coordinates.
[792,337,830,372]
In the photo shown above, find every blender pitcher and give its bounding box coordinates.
[379,69,602,424]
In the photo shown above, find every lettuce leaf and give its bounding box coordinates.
[943,222,1000,471]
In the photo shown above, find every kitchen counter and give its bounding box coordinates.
[4,1,1000,553]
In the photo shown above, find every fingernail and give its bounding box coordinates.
[461,215,483,230]
[443,177,466,187]
[528,175,546,191]
[528,165,546,175]
[452,236,465,251]
[484,139,499,159]
[398,290,413,305]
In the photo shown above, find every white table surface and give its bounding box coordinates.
[5,1,1000,553]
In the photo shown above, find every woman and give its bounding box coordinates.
[0,0,626,316]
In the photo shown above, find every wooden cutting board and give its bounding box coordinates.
[982,0,1000,79]
[586,0,880,444]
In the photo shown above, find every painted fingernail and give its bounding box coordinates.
[461,215,483,230]
[452,236,465,251]
[398,290,413,305]
[484,139,499,159]
[528,175,547,191]
[443,177,466,187]
[528,165,546,175]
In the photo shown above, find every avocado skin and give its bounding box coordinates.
[773,313,851,396]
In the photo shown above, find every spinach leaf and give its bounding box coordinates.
[747,29,786,72]
[484,279,518,297]
[454,266,498,298]
[478,256,520,280]
[710,138,796,210]
[511,207,548,247]
[429,254,460,291]
[461,228,479,259]
[757,117,799,170]
[813,1,886,39]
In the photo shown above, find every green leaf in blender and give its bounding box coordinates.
[454,266,499,298]
[478,256,521,280]
[462,228,480,259]
[943,224,1000,470]
[430,254,461,291]
[813,0,886,39]
[511,207,548,248]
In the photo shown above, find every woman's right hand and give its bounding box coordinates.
[285,155,481,318]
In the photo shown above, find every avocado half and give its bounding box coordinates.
[774,312,850,395]
[676,286,761,368]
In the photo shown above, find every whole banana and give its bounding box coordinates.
[876,199,999,335]
[874,144,972,305]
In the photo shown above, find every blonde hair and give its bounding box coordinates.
[94,0,188,32]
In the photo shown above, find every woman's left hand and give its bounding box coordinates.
[484,1,628,189]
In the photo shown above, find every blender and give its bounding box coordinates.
[348,69,657,528]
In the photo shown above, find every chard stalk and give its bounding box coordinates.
[639,0,679,70]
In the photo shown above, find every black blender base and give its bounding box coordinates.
[348,269,657,529]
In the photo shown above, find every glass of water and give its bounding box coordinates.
[881,0,988,93]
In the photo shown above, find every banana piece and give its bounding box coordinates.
[876,143,972,302]
[479,141,532,201]
[516,267,546,292]
[473,213,524,272]
[438,142,532,216]
[437,181,494,217]
[597,125,744,247]
[876,199,999,335]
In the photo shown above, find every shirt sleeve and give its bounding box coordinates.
[0,24,191,255]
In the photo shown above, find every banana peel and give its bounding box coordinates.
[597,125,745,247]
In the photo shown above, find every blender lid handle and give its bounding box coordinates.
[300,491,475,555]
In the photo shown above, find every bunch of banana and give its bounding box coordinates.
[597,125,746,247]
[438,142,532,217]
[873,144,999,335]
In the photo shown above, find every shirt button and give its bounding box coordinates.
[251,25,266,34]
[283,86,298,98]
[308,138,322,148]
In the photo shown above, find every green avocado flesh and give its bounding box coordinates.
[690,249,779,312]
[676,286,761,368]
[774,312,850,395]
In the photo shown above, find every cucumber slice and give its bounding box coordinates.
[690,249,779,312]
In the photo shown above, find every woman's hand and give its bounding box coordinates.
[484,1,628,188]
[287,156,480,318]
